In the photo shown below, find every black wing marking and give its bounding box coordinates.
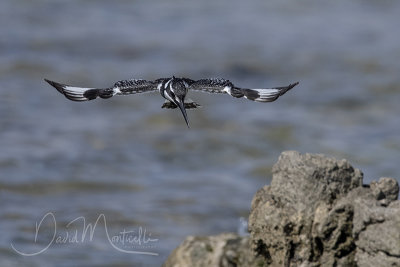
[189,78,233,93]
[189,78,298,102]
[113,79,158,95]
[45,78,158,102]
[188,78,244,97]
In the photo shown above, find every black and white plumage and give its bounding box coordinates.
[45,77,298,127]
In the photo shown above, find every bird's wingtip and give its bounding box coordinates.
[278,81,299,94]
[44,78,66,94]
[290,81,300,88]
[284,82,299,91]
[279,81,299,96]
[44,78,55,87]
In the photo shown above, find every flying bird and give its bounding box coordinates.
[45,77,298,128]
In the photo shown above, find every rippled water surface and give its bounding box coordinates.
[1,0,400,266]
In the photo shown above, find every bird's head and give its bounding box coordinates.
[170,77,189,128]
[170,77,187,98]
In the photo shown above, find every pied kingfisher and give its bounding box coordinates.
[45,77,298,128]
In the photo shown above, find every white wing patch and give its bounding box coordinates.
[113,87,121,95]
[247,88,280,102]
[222,86,232,95]
[62,86,95,101]
[63,86,90,93]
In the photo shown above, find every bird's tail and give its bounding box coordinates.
[161,99,201,109]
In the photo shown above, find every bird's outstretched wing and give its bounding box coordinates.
[189,78,299,102]
[44,79,159,102]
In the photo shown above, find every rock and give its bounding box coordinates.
[370,177,399,206]
[269,151,363,206]
[163,233,263,267]
[352,194,400,267]
[249,151,364,266]
[164,151,400,267]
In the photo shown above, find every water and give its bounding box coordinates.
[1,0,399,266]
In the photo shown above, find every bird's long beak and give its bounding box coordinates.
[176,99,190,128]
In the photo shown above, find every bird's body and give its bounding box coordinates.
[45,77,298,127]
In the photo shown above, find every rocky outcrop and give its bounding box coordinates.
[163,234,264,267]
[164,151,400,267]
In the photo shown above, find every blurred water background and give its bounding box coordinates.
[1,0,399,266]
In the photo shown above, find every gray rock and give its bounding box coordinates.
[249,151,365,266]
[370,177,399,206]
[165,151,400,267]
[163,233,263,267]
